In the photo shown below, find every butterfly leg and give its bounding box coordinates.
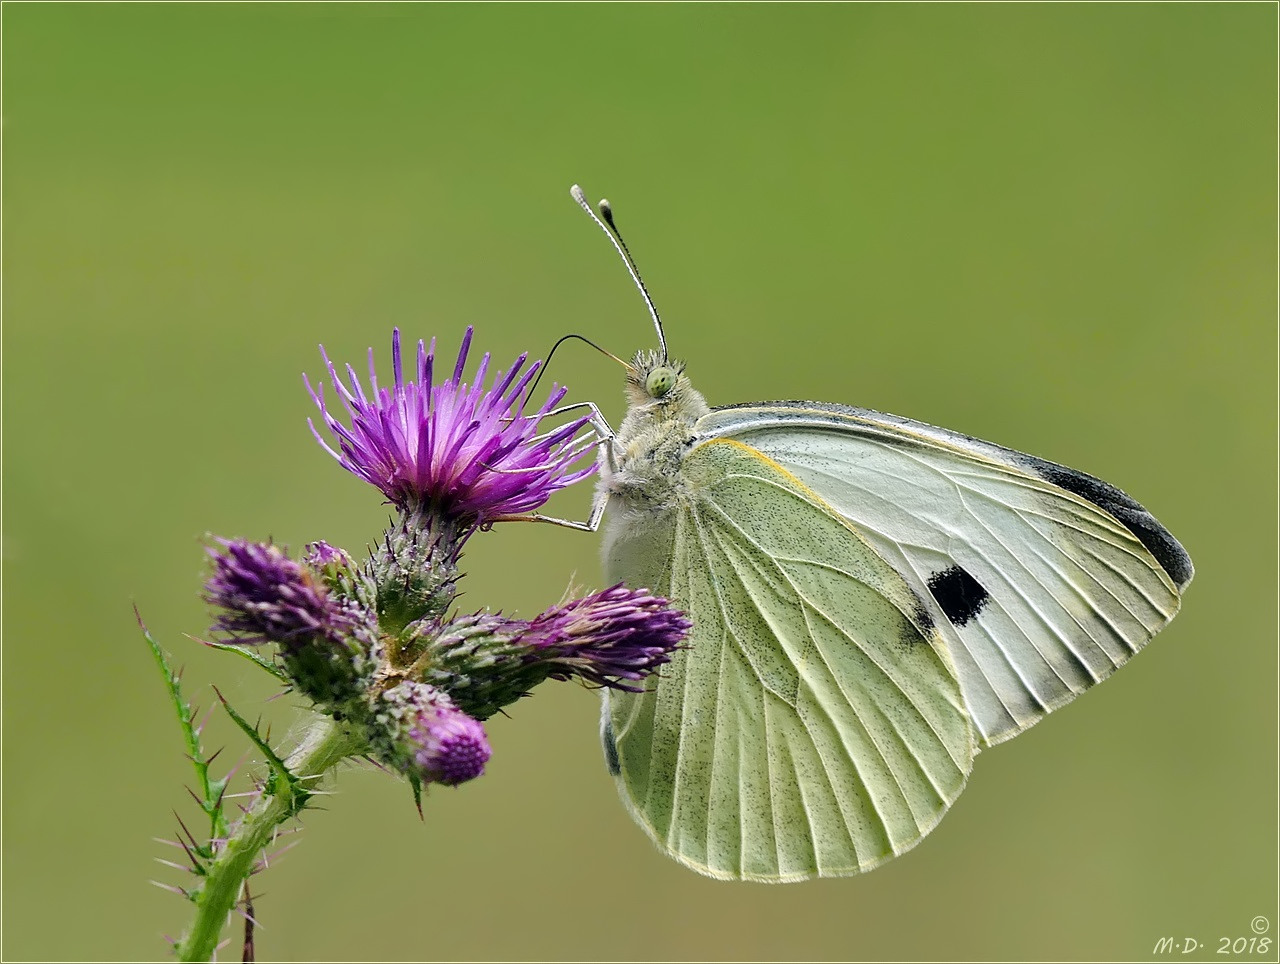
[493,401,618,531]
[539,400,615,443]
[502,493,609,532]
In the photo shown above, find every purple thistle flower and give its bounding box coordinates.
[303,540,349,570]
[205,539,359,649]
[409,699,491,787]
[306,327,597,525]
[518,585,691,691]
[373,681,491,787]
[419,590,689,720]
[205,538,375,708]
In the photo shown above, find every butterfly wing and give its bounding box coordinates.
[602,438,976,881]
[701,402,1194,748]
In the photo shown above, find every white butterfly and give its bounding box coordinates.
[553,186,1192,882]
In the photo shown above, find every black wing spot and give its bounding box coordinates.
[927,565,991,627]
[602,718,621,776]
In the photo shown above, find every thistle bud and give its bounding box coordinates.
[370,681,490,787]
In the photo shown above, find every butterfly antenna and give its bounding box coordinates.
[526,332,632,404]
[570,184,668,360]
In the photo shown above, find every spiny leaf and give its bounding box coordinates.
[212,687,312,816]
[138,607,231,845]
[199,637,289,682]
[139,608,202,769]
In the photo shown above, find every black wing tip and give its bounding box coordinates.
[1022,457,1194,592]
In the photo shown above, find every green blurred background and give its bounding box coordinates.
[5,4,1275,961]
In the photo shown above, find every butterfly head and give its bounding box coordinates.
[625,349,708,422]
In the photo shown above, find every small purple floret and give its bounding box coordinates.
[306,327,597,524]
[204,539,360,650]
[409,698,491,786]
[520,584,691,691]
[303,540,348,569]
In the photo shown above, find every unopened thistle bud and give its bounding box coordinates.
[370,681,490,787]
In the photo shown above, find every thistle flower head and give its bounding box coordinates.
[304,540,350,571]
[371,681,491,787]
[519,584,690,691]
[422,585,689,720]
[204,538,375,709]
[409,699,491,787]
[306,327,597,526]
[205,539,355,648]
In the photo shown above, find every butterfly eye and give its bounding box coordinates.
[646,367,677,398]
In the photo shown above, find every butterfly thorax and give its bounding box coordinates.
[597,351,710,520]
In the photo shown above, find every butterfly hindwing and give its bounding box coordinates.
[603,438,976,881]
[701,403,1193,747]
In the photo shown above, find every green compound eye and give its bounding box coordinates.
[645,367,677,398]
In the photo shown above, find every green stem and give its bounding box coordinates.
[176,716,364,962]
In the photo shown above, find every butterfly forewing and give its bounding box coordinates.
[701,403,1192,747]
[603,439,975,881]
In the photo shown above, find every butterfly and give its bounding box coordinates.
[562,185,1193,882]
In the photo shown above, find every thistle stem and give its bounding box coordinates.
[176,716,364,963]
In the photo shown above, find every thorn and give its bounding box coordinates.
[153,836,186,850]
[173,811,201,851]
[233,904,263,927]
[154,857,193,873]
[150,880,190,898]
[173,833,202,869]
[172,824,207,860]
[206,746,225,767]
[195,704,219,738]
[263,839,301,865]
